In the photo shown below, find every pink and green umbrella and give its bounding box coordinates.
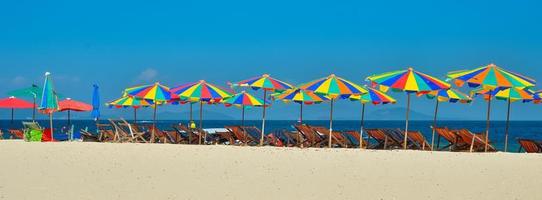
[170,80,233,144]
[472,87,536,152]
[419,89,472,151]
[234,74,293,145]
[448,64,536,152]
[124,82,172,142]
[223,91,268,141]
[367,67,450,149]
[299,74,367,148]
[349,87,396,149]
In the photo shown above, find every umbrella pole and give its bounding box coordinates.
[328,99,334,148]
[199,101,203,145]
[242,105,246,144]
[504,98,511,152]
[484,92,492,152]
[67,110,71,126]
[299,103,303,148]
[32,97,36,122]
[151,105,157,143]
[260,90,267,146]
[430,99,439,151]
[404,93,411,150]
[134,108,137,124]
[360,103,365,149]
[49,112,53,141]
[190,103,193,121]
[11,108,14,126]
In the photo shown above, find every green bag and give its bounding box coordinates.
[27,129,43,142]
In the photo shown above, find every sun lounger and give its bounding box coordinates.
[242,126,266,145]
[118,119,149,143]
[310,126,347,148]
[455,129,496,152]
[380,129,407,149]
[293,124,325,148]
[225,126,256,145]
[7,129,24,139]
[517,139,542,153]
[405,131,431,150]
[433,127,469,151]
[342,131,368,148]
[96,123,116,142]
[177,125,201,144]
[273,129,298,147]
[80,129,100,142]
[365,129,391,149]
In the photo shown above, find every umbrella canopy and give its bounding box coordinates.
[107,96,155,123]
[7,84,42,121]
[448,64,535,89]
[349,87,397,149]
[39,72,59,140]
[233,74,293,145]
[419,88,472,151]
[367,67,450,149]
[447,64,536,152]
[272,88,329,124]
[58,98,93,112]
[171,80,233,144]
[299,74,367,148]
[0,96,35,124]
[223,91,267,137]
[91,84,100,121]
[472,87,536,152]
[124,82,172,143]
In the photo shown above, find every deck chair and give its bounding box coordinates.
[342,131,368,148]
[365,129,391,149]
[109,119,137,143]
[310,126,347,147]
[455,129,496,152]
[433,127,469,151]
[119,119,148,143]
[80,129,100,142]
[381,129,409,149]
[145,125,175,143]
[177,125,201,144]
[293,124,325,147]
[8,129,24,139]
[406,131,431,150]
[96,123,116,142]
[225,126,252,145]
[271,129,298,147]
[517,139,542,153]
[242,126,265,145]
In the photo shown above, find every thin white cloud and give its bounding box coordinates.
[135,68,158,83]
[10,75,28,86]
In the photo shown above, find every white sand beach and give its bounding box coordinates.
[0,140,541,200]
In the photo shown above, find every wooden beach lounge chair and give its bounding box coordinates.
[119,119,148,143]
[365,129,390,149]
[381,129,408,149]
[109,119,138,143]
[242,126,266,145]
[225,126,256,145]
[96,123,116,142]
[406,131,431,150]
[433,127,470,151]
[80,129,100,142]
[7,129,24,139]
[455,129,496,152]
[176,125,201,144]
[310,126,347,148]
[293,124,325,148]
[517,139,542,153]
[342,131,368,148]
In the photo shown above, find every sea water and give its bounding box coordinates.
[2,120,541,152]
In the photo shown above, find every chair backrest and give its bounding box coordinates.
[243,126,261,140]
[23,121,42,130]
[434,127,457,143]
[225,126,246,141]
[365,129,386,141]
[518,139,541,153]
[407,131,430,150]
[294,124,319,143]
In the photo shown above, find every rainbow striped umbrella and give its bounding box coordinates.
[171,80,233,144]
[233,74,293,145]
[124,82,172,143]
[419,89,472,151]
[299,74,367,148]
[367,67,450,149]
[349,87,396,149]
[448,64,536,152]
[273,88,329,125]
[223,91,268,142]
[472,87,537,152]
[107,96,155,123]
[39,72,59,139]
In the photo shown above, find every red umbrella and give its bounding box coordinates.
[0,96,35,124]
[58,98,93,125]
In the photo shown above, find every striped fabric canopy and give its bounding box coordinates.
[447,64,536,89]
[223,91,268,107]
[272,88,330,104]
[367,67,450,93]
[349,87,396,105]
[107,96,155,108]
[472,87,537,103]
[170,80,233,102]
[422,89,472,103]
[124,82,172,102]
[235,74,293,91]
[299,74,367,98]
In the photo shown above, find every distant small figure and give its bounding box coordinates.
[189,121,196,129]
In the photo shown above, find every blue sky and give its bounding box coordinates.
[1,0,542,120]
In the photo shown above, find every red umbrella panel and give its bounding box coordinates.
[0,96,35,125]
[58,98,93,125]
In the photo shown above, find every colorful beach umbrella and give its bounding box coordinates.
[0,96,35,125]
[448,63,536,152]
[234,74,293,145]
[91,84,101,121]
[419,89,472,151]
[7,84,41,121]
[223,91,268,142]
[107,96,155,123]
[58,98,93,125]
[171,80,233,144]
[349,87,396,149]
[367,67,450,149]
[125,82,172,142]
[472,87,536,152]
[273,88,330,147]
[299,74,367,148]
[38,72,59,139]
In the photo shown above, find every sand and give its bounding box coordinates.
[0,140,541,200]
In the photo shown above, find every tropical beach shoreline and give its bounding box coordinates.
[0,141,540,200]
